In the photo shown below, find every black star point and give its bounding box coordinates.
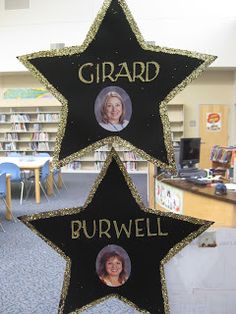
[19,150,213,313]
[18,0,216,172]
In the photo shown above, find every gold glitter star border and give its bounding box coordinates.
[18,0,216,173]
[20,149,213,313]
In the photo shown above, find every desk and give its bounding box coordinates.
[154,178,236,228]
[0,157,53,204]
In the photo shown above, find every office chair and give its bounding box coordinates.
[0,163,25,204]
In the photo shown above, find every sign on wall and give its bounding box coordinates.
[206,112,222,131]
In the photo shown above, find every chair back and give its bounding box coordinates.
[41,160,50,181]
[36,153,50,157]
[7,152,22,157]
[0,172,6,197]
[0,162,21,181]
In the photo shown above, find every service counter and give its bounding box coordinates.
[148,163,236,228]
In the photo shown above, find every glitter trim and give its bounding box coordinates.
[17,0,216,174]
[20,149,213,314]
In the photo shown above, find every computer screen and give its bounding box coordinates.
[179,137,201,168]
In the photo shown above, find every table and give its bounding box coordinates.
[5,174,12,220]
[0,157,53,204]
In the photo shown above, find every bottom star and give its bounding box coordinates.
[19,149,212,313]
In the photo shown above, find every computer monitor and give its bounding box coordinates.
[179,137,201,168]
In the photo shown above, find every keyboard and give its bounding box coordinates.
[178,168,207,178]
[186,178,210,186]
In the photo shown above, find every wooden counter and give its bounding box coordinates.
[162,179,236,205]
[153,177,236,228]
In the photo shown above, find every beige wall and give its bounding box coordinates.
[1,70,235,144]
[170,70,235,145]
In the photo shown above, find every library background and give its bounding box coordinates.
[1,1,236,314]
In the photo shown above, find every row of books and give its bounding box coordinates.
[37,113,60,122]
[0,142,17,151]
[0,114,6,122]
[95,161,138,171]
[63,161,82,170]
[10,114,30,122]
[0,114,59,123]
[210,145,236,165]
[29,142,50,151]
[31,132,49,141]
[4,132,19,141]
[94,151,143,161]
[11,123,28,131]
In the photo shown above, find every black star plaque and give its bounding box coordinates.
[18,0,216,172]
[19,150,212,313]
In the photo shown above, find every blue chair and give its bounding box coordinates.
[36,153,67,192]
[26,160,51,201]
[7,152,22,157]
[0,173,7,232]
[0,163,25,204]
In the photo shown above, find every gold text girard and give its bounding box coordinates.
[77,61,160,84]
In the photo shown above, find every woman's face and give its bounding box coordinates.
[105,96,123,123]
[105,256,123,277]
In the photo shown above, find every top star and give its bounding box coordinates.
[18,0,216,171]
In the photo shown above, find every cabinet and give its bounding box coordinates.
[0,102,60,155]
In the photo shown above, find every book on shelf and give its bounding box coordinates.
[210,145,235,165]
[11,123,28,131]
[10,114,30,122]
[33,123,41,131]
[4,132,19,141]
[94,151,107,161]
[64,161,81,171]
[37,113,60,122]
[31,132,49,141]
[28,142,50,151]
[4,142,16,151]
[124,161,137,172]
[0,114,6,122]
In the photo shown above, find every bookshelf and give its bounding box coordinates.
[62,145,148,174]
[0,100,184,174]
[210,145,236,177]
[0,101,60,155]
[166,104,184,144]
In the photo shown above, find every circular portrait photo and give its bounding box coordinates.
[94,86,132,132]
[96,244,131,287]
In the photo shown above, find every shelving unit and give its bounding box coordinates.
[166,104,184,144]
[0,99,184,174]
[62,145,147,174]
[0,101,61,155]
[210,145,236,177]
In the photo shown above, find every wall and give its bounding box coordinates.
[0,0,235,144]
[1,70,235,145]
[0,0,236,71]
[171,70,235,145]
